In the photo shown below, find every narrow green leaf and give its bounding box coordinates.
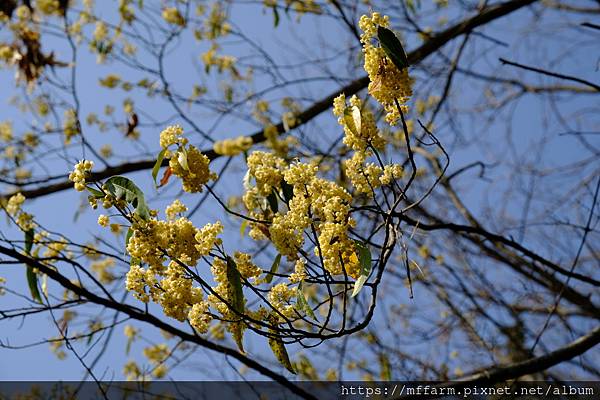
[226,256,245,353]
[24,228,41,303]
[356,241,372,276]
[152,148,167,186]
[351,241,372,298]
[377,25,409,71]
[226,257,244,314]
[343,107,360,136]
[296,281,317,321]
[267,190,278,213]
[26,265,42,303]
[268,335,295,374]
[265,253,281,284]
[380,353,392,380]
[272,5,279,27]
[24,228,34,254]
[351,275,368,298]
[125,227,133,255]
[85,186,104,198]
[239,219,248,237]
[281,180,294,205]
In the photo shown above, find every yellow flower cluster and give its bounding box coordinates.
[198,3,231,40]
[213,135,253,156]
[0,121,13,142]
[97,214,109,227]
[359,12,412,125]
[159,126,217,192]
[37,0,60,15]
[188,301,211,333]
[169,145,217,193]
[289,259,306,283]
[0,276,6,296]
[90,257,116,284]
[159,125,186,151]
[162,7,185,27]
[124,324,138,339]
[165,199,187,220]
[243,151,359,276]
[68,159,94,191]
[63,109,80,144]
[268,283,297,318]
[333,94,385,151]
[201,43,237,74]
[127,217,205,269]
[194,221,224,255]
[123,360,142,381]
[246,151,286,196]
[5,193,25,216]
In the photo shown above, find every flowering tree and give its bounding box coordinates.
[0,0,598,396]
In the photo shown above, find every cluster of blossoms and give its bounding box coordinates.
[159,125,217,193]
[68,159,94,191]
[201,43,237,75]
[162,7,185,27]
[243,152,361,277]
[359,12,413,125]
[213,135,253,156]
[4,192,34,230]
[90,257,116,284]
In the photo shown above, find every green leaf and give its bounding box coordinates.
[226,256,245,313]
[23,228,41,303]
[104,176,150,220]
[267,325,296,374]
[267,190,278,213]
[343,107,360,136]
[125,227,133,255]
[239,219,248,237]
[281,180,294,205]
[272,5,279,27]
[379,353,392,380]
[26,265,42,304]
[351,241,372,298]
[24,228,34,254]
[351,275,368,298]
[85,186,104,198]
[296,280,317,321]
[226,256,246,353]
[152,148,167,187]
[265,253,281,284]
[377,25,409,71]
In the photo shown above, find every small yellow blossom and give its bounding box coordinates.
[213,136,253,156]
[68,160,94,191]
[97,214,109,227]
[162,7,185,27]
[165,199,187,220]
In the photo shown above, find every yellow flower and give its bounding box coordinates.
[162,7,186,27]
[165,199,187,220]
[188,301,211,333]
[68,159,94,191]
[359,12,413,125]
[159,124,186,150]
[213,136,253,156]
[6,193,25,216]
[169,145,217,193]
[97,215,109,227]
